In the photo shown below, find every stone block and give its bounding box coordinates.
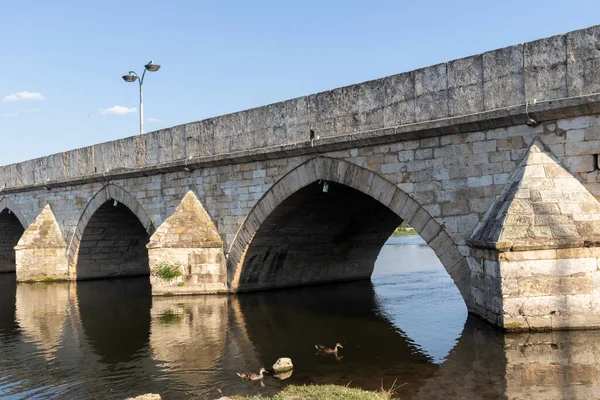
[447,55,484,116]
[483,44,525,109]
[415,64,448,122]
[382,72,415,127]
[567,25,600,96]
[524,34,567,101]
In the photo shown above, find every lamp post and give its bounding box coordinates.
[122,60,161,135]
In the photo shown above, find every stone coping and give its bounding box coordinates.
[1,93,599,195]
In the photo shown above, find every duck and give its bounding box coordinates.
[315,342,343,354]
[236,367,268,381]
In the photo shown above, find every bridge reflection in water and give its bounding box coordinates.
[0,274,599,399]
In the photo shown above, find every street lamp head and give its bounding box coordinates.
[122,73,137,83]
[144,60,160,72]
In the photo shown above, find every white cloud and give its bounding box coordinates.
[0,108,39,118]
[148,118,160,122]
[3,91,45,102]
[0,112,20,118]
[99,105,137,115]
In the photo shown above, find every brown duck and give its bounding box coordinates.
[315,342,343,354]
[236,368,268,381]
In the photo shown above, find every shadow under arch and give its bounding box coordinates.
[0,198,27,273]
[238,281,507,398]
[0,197,29,228]
[236,281,446,396]
[228,156,472,308]
[68,184,155,280]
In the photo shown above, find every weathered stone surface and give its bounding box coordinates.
[524,34,567,101]
[483,44,524,110]
[149,191,227,295]
[470,138,600,251]
[15,205,68,281]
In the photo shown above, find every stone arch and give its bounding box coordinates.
[0,197,29,229]
[68,184,155,279]
[228,156,472,308]
[0,197,28,273]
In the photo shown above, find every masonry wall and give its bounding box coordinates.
[1,114,598,273]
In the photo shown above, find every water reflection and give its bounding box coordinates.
[0,238,600,399]
[237,281,438,395]
[0,273,17,338]
[77,277,151,364]
[16,281,71,361]
[150,295,230,398]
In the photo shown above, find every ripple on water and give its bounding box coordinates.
[1,239,595,399]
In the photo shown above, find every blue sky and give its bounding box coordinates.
[1,0,599,165]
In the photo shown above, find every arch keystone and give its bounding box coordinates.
[15,205,68,282]
[148,191,227,295]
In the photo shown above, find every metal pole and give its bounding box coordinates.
[139,80,144,135]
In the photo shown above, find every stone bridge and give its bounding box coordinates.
[1,25,600,331]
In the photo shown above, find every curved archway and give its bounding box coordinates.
[228,157,472,308]
[0,198,27,273]
[0,197,29,229]
[69,184,155,280]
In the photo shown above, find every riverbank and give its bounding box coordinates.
[391,228,417,236]
[227,384,395,399]
[128,385,395,400]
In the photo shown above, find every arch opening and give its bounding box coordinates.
[76,200,150,280]
[229,157,472,310]
[238,181,402,290]
[0,209,25,273]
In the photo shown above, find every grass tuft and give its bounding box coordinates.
[229,383,396,399]
[153,262,183,281]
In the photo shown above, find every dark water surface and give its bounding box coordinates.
[1,237,598,399]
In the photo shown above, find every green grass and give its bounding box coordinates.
[391,229,417,237]
[391,221,418,237]
[230,384,396,399]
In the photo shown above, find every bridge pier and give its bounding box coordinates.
[15,205,69,282]
[468,139,600,331]
[148,191,228,295]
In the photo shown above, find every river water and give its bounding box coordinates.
[0,236,598,399]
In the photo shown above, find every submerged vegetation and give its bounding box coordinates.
[154,261,183,281]
[391,221,417,237]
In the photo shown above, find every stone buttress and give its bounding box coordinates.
[468,138,600,330]
[15,205,68,282]
[147,191,227,295]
